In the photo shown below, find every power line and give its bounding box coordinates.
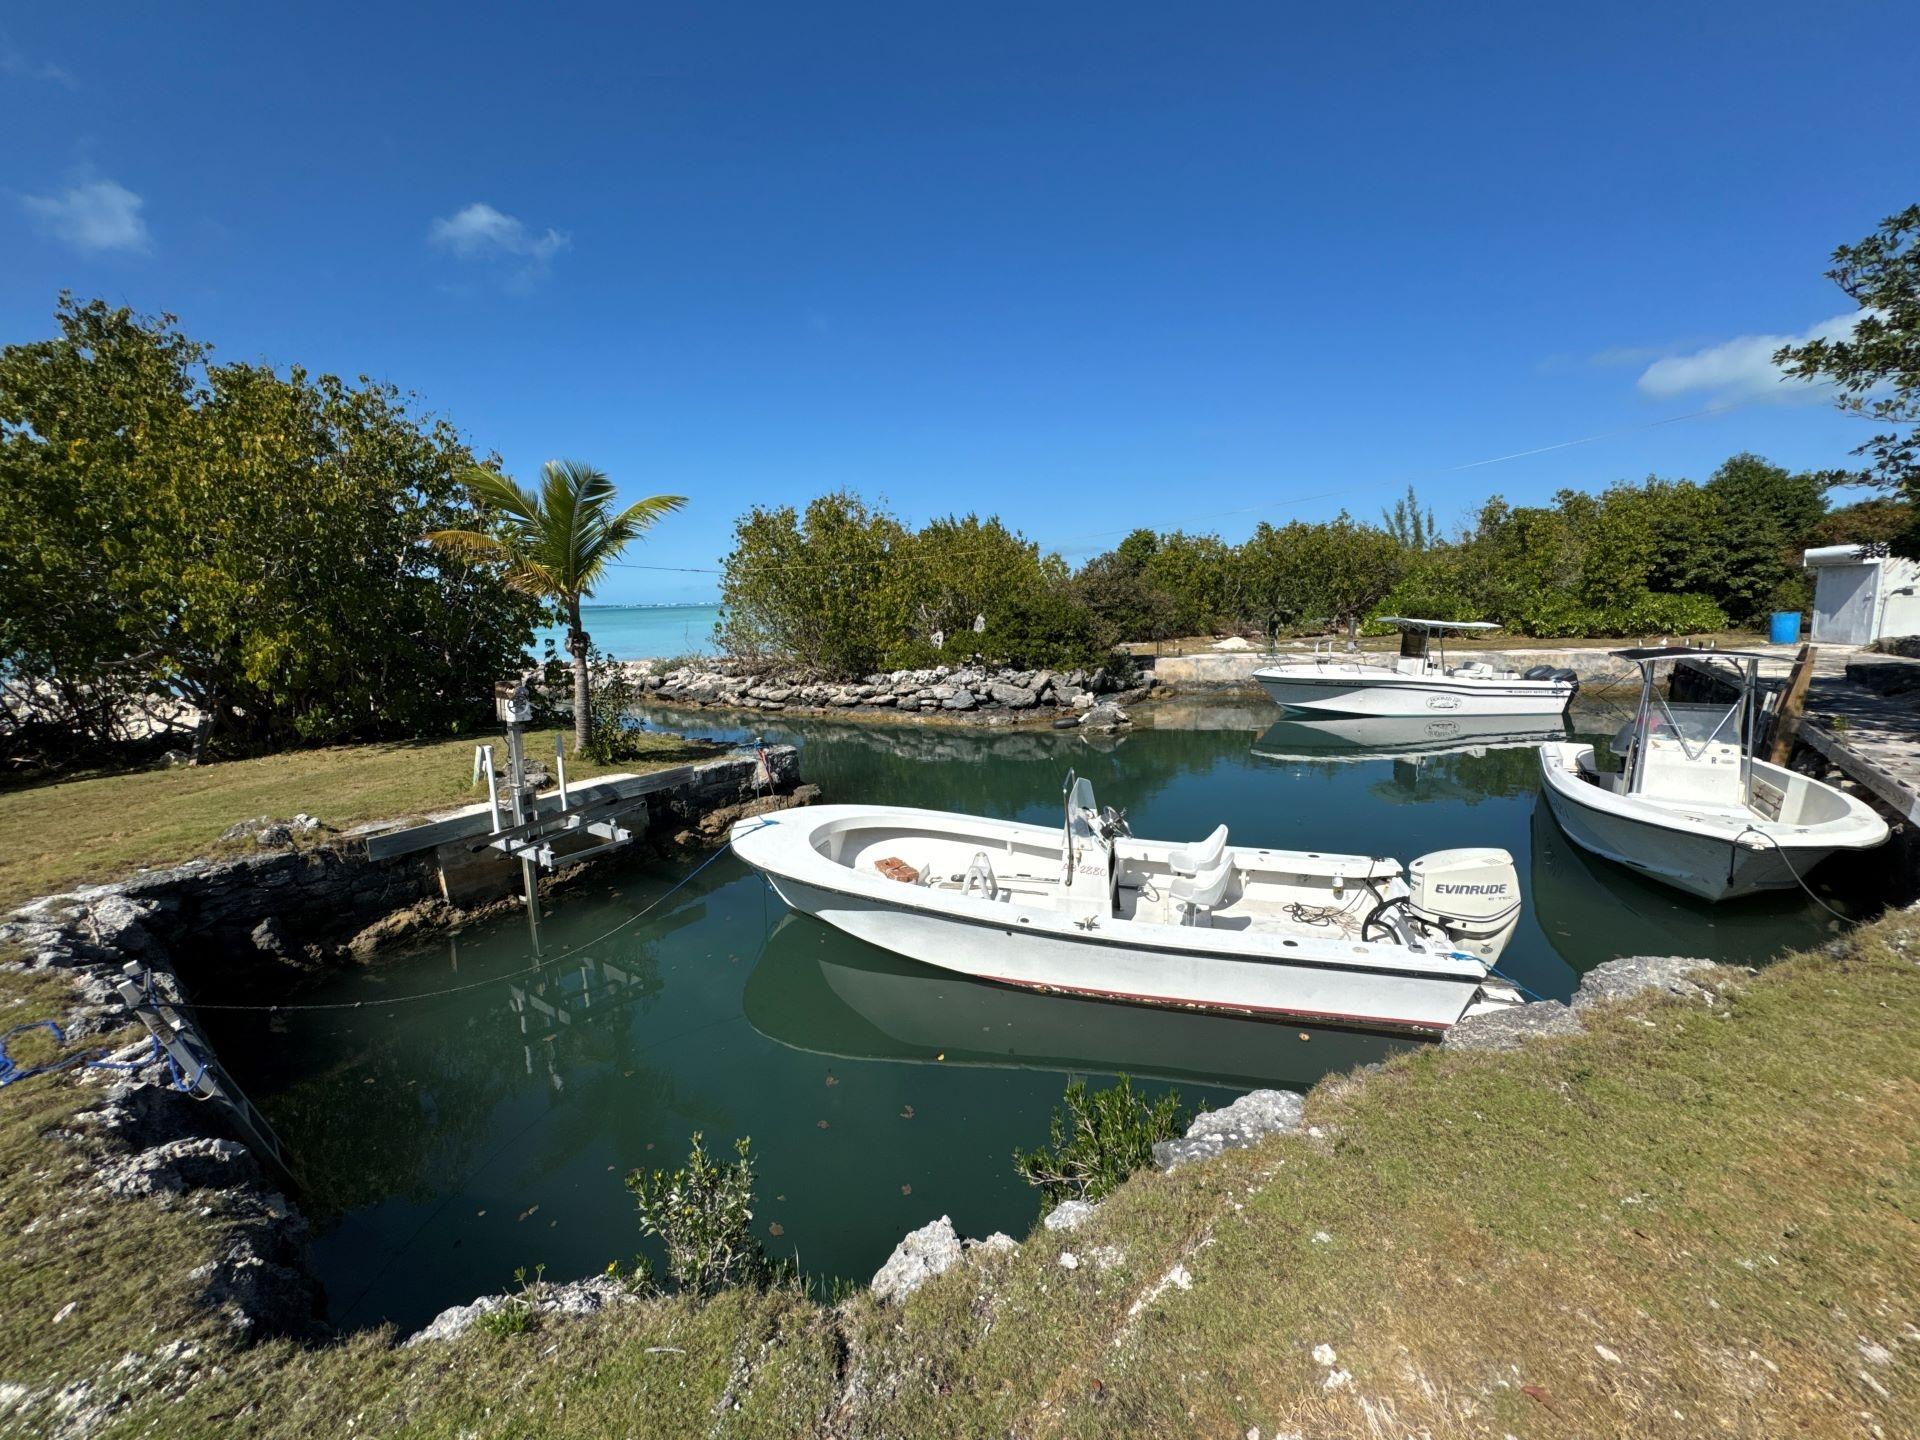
[602,399,1752,578]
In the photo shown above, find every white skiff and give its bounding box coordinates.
[732,774,1527,1034]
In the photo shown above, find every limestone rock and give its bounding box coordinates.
[870,1214,964,1304]
[1443,999,1584,1051]
[988,682,1039,710]
[1080,702,1130,730]
[1154,1088,1304,1171]
[1572,955,1719,1011]
[1042,1199,1098,1232]
[95,1138,255,1198]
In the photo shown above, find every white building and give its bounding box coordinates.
[1802,544,1920,645]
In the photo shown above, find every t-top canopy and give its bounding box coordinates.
[1610,646,1778,663]
[1373,617,1502,631]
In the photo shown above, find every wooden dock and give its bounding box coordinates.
[1678,648,1920,825]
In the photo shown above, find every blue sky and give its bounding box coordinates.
[4,3,1914,604]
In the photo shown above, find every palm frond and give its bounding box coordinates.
[425,528,510,561]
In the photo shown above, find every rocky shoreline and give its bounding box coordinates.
[0,748,812,1434]
[634,658,1153,728]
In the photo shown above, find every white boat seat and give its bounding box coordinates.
[1167,825,1229,877]
[962,851,1000,900]
[1169,855,1234,926]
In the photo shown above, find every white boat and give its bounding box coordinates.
[1254,618,1577,717]
[731,773,1527,1035]
[1539,647,1888,902]
[1251,713,1568,764]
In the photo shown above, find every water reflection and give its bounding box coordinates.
[1251,713,1569,763]
[745,913,1409,1088]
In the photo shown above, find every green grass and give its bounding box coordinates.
[4,913,1915,1437]
[0,732,711,913]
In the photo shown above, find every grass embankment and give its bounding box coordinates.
[2,908,1910,1437]
[0,732,710,913]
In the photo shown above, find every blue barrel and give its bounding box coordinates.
[1769,610,1803,645]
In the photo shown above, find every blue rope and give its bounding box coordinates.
[1487,963,1549,1003]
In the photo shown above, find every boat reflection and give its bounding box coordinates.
[743,913,1412,1090]
[1251,713,1569,764]
[1525,793,1836,976]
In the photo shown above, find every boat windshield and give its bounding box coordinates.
[1647,701,1745,749]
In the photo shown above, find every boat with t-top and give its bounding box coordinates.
[1538,647,1887,901]
[1253,618,1578,717]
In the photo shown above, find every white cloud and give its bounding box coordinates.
[427,202,569,279]
[1636,312,1864,403]
[0,35,76,87]
[21,178,150,253]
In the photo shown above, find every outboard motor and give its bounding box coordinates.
[1405,848,1522,961]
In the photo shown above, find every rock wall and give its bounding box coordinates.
[640,659,1150,726]
[0,745,811,1359]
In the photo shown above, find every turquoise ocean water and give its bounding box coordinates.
[533,603,721,660]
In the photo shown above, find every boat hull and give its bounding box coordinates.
[757,869,1487,1035]
[1537,742,1880,902]
[1255,665,1574,718]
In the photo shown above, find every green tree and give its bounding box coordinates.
[1776,204,1920,555]
[1237,521,1321,641]
[1142,531,1240,635]
[1699,454,1828,622]
[717,491,915,676]
[1306,514,1406,641]
[1381,484,1437,548]
[0,296,548,758]
[429,462,685,752]
[1070,550,1177,646]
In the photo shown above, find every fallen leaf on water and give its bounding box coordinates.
[646,1142,654,1150]
[1522,1385,1555,1410]
[768,1222,784,1237]
[900,1105,916,1119]
[817,1119,830,1129]
[476,1210,486,1218]
[776,1194,786,1201]
[901,1184,912,1196]
[824,1073,838,1087]
[518,1205,539,1222]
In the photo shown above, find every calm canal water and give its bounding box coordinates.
[209,697,1850,1331]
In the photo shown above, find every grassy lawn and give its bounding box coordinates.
[0,907,1907,1437]
[0,732,711,913]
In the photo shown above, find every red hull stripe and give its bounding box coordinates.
[985,971,1454,1034]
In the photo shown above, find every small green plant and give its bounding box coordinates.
[475,1264,544,1339]
[625,1133,769,1297]
[1013,1074,1191,1207]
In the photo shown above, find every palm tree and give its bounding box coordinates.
[429,461,686,752]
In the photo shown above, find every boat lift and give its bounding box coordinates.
[482,682,636,952]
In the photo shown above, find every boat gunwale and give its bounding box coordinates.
[1537,741,1890,850]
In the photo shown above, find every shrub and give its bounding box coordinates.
[1605,590,1730,637]
[1013,1075,1191,1207]
[625,1133,769,1297]
[475,1265,544,1338]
